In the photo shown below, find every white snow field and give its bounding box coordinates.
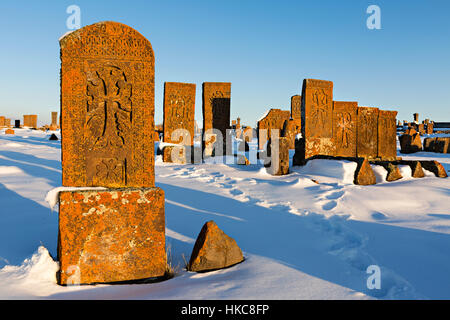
[0,128,449,300]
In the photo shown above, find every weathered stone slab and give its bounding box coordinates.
[425,137,450,153]
[354,158,376,185]
[162,145,187,164]
[51,112,58,126]
[399,131,422,153]
[409,161,425,178]
[265,137,290,175]
[0,116,4,127]
[291,95,302,119]
[333,101,357,157]
[242,127,253,142]
[281,119,301,149]
[5,129,14,135]
[60,21,155,188]
[378,110,398,160]
[420,160,448,178]
[301,79,334,160]
[257,109,290,150]
[163,82,196,146]
[384,163,402,181]
[23,115,37,128]
[58,187,166,285]
[188,220,243,272]
[357,107,379,159]
[202,82,231,154]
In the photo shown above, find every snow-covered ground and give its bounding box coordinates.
[0,128,449,300]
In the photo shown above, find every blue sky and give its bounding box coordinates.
[0,0,449,127]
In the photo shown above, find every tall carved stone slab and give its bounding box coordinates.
[0,116,4,127]
[281,119,302,149]
[257,109,290,150]
[291,95,302,120]
[51,112,58,126]
[202,82,231,153]
[23,115,29,127]
[58,21,165,285]
[378,110,398,160]
[357,106,379,159]
[60,21,155,188]
[163,82,196,146]
[333,101,357,157]
[301,79,334,160]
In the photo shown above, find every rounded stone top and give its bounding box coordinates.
[60,21,154,62]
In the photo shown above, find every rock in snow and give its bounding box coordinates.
[188,221,244,272]
[354,159,376,185]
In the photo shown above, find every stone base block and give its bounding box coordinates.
[57,187,166,285]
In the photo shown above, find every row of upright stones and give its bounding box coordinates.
[256,79,447,183]
[1,112,59,134]
[161,81,232,164]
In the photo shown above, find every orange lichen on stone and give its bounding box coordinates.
[202,82,231,153]
[188,220,243,272]
[23,115,38,128]
[420,160,448,178]
[354,159,376,185]
[162,145,187,164]
[282,118,302,149]
[57,187,166,285]
[265,137,290,175]
[301,79,334,160]
[60,21,155,188]
[333,101,357,157]
[163,82,196,146]
[257,109,290,150]
[291,95,302,120]
[378,110,398,160]
[357,106,379,159]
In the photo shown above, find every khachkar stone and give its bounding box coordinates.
[163,82,196,146]
[0,116,4,127]
[291,95,301,119]
[300,79,334,161]
[265,137,290,175]
[14,120,20,128]
[58,21,165,285]
[51,112,58,125]
[281,118,301,149]
[23,115,37,128]
[378,110,398,160]
[357,106,379,159]
[257,109,290,150]
[60,21,155,188]
[333,101,357,157]
[202,82,231,156]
